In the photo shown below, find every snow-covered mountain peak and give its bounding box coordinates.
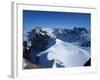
[41,27,56,38]
[23,27,91,68]
[37,38,90,68]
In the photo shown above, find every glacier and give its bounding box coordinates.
[38,39,90,68]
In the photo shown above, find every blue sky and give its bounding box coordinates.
[23,10,91,30]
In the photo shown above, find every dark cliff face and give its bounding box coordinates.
[24,27,56,65]
[28,28,56,52]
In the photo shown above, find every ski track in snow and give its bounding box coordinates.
[38,39,90,68]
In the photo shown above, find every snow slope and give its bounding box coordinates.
[38,39,90,68]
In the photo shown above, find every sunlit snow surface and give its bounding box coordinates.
[38,39,90,68]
